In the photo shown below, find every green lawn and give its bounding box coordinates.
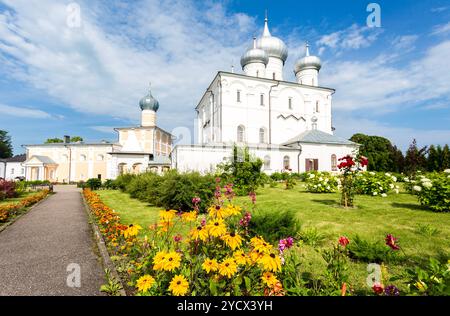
[0,191,37,206]
[97,184,449,294]
[97,190,161,236]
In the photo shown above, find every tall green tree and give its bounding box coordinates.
[350,133,397,171]
[70,136,83,142]
[0,130,13,159]
[389,145,405,173]
[442,144,450,170]
[427,145,440,172]
[404,139,427,175]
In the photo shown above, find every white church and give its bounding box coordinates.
[172,17,358,174]
[21,16,358,182]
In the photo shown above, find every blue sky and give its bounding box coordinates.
[1,0,449,155]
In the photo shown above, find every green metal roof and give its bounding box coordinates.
[282,130,357,146]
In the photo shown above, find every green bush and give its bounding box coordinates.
[102,179,118,190]
[86,178,102,190]
[218,146,265,196]
[115,173,137,191]
[304,171,338,193]
[249,209,300,242]
[298,227,326,247]
[354,172,399,196]
[126,172,162,202]
[347,235,400,263]
[409,172,450,212]
[403,258,450,296]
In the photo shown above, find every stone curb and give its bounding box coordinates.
[0,192,51,235]
[81,192,128,296]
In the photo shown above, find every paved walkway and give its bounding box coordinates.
[0,185,105,295]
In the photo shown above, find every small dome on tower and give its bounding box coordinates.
[255,16,288,63]
[294,43,322,74]
[139,86,159,112]
[240,37,269,68]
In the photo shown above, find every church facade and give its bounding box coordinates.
[172,17,358,174]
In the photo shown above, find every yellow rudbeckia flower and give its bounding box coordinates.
[233,250,250,265]
[190,225,208,241]
[181,211,197,222]
[152,251,167,271]
[260,253,282,272]
[202,258,219,273]
[163,251,182,272]
[218,258,238,278]
[221,232,243,250]
[261,271,278,288]
[206,219,227,237]
[169,275,189,296]
[136,275,155,293]
[122,224,142,238]
[159,209,177,221]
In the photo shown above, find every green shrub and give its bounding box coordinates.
[403,258,450,296]
[354,171,399,196]
[409,172,450,212]
[299,227,326,247]
[218,146,265,196]
[304,171,338,193]
[76,181,85,188]
[249,209,300,242]
[156,170,216,212]
[126,172,162,202]
[347,235,400,263]
[86,178,102,190]
[415,224,440,237]
[102,179,118,190]
[114,173,136,191]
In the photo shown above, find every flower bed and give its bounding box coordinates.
[0,190,50,223]
[304,171,338,193]
[83,186,299,296]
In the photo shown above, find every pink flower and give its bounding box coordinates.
[173,234,182,242]
[338,236,350,247]
[278,237,294,252]
[385,234,400,250]
[192,197,201,205]
[248,191,256,204]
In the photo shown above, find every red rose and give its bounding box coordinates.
[338,236,350,247]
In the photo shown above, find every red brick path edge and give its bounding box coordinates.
[81,192,127,296]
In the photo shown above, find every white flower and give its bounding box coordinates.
[319,177,323,181]
[326,186,330,190]
[309,174,315,178]
[391,176,397,182]
[413,185,422,192]
[394,189,399,194]
[385,172,391,176]
[422,181,432,189]
[381,193,387,197]
[389,184,395,189]
[370,172,376,175]
[444,169,450,173]
[404,177,410,182]
[373,192,378,196]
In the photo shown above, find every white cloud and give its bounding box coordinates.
[316,24,381,55]
[90,126,116,134]
[0,0,257,130]
[391,35,418,51]
[0,103,51,118]
[320,39,450,113]
[431,22,450,35]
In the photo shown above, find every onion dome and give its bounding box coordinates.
[240,37,269,68]
[255,16,288,63]
[139,85,159,112]
[294,43,322,74]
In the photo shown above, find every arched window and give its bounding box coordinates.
[237,125,245,142]
[97,154,104,161]
[132,163,142,174]
[80,154,87,161]
[118,163,127,175]
[259,127,267,143]
[264,155,271,170]
[331,154,337,171]
[283,156,290,170]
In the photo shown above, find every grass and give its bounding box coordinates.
[97,190,161,236]
[96,183,449,294]
[0,191,36,206]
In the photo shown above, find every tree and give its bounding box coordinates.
[442,144,450,170]
[0,130,13,159]
[404,139,427,175]
[427,145,440,172]
[70,136,83,142]
[350,133,396,171]
[45,138,64,143]
[389,145,405,173]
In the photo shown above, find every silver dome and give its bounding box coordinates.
[139,86,159,112]
[240,37,269,67]
[294,43,322,74]
[255,18,288,63]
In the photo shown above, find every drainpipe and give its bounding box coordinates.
[296,142,303,173]
[268,81,281,144]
